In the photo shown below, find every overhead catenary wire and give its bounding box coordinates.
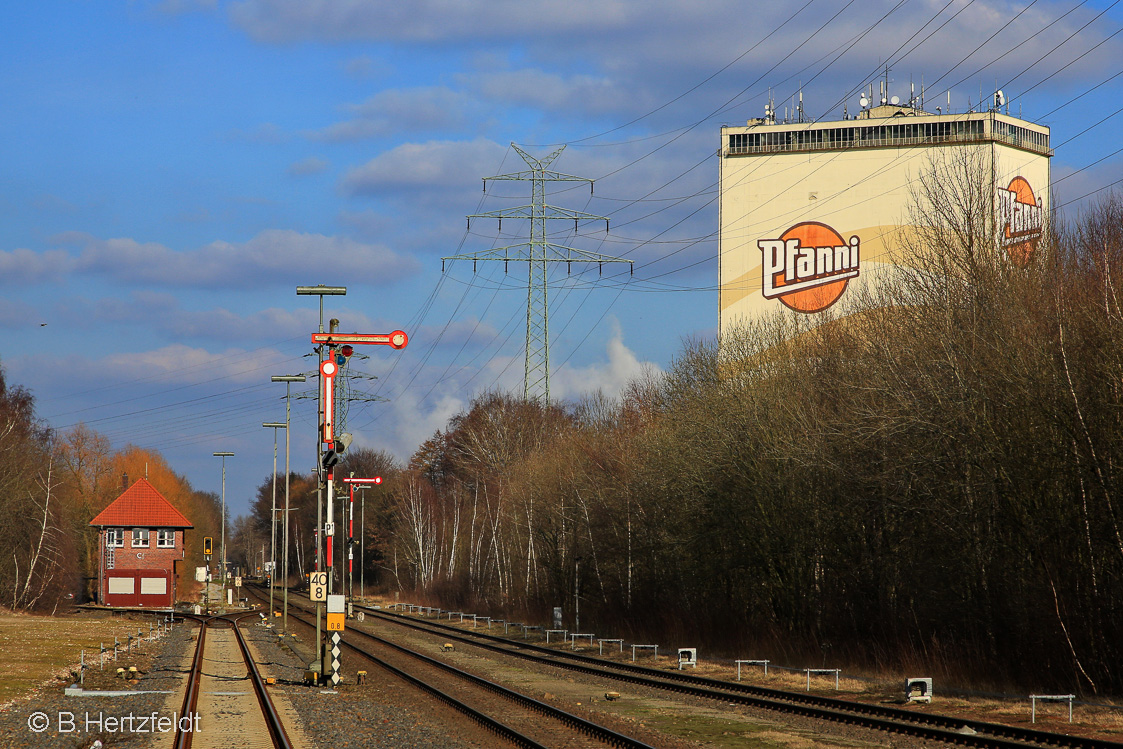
[35,0,1123,469]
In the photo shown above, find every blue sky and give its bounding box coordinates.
[2,0,1121,518]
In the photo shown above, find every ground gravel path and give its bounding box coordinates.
[243,619,486,748]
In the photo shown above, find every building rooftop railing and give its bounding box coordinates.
[725,131,1052,158]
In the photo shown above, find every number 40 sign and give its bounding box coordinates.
[309,572,328,602]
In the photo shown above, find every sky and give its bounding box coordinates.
[2,0,1121,519]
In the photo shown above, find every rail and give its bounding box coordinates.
[249,587,654,749]
[174,612,293,749]
[370,603,1119,749]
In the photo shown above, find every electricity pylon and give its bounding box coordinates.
[442,144,632,403]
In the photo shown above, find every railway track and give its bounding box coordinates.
[175,612,294,749]
[245,585,655,749]
[352,598,1121,749]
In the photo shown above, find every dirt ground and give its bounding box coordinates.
[4,601,1122,749]
[361,596,1123,747]
[0,609,169,707]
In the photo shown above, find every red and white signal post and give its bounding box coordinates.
[314,330,406,686]
[341,476,382,599]
[315,330,407,584]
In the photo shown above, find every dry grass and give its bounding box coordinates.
[370,598,1123,742]
[0,611,164,707]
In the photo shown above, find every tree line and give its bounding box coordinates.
[0,380,223,611]
[10,152,1117,696]
[344,169,1121,695]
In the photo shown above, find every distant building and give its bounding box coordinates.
[89,478,192,608]
[719,89,1051,335]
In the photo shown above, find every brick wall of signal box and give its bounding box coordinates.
[106,529,185,572]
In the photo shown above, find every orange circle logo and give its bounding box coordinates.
[999,176,1043,265]
[758,222,861,313]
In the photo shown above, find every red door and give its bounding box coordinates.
[104,569,172,607]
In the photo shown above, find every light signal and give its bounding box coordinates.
[203,537,213,556]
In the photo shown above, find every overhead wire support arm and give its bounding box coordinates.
[441,143,632,403]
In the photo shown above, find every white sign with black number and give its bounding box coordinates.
[309,572,328,602]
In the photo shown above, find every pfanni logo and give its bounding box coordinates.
[758,222,860,313]
[998,176,1043,265]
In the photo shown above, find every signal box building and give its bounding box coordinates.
[719,93,1051,334]
[90,478,192,608]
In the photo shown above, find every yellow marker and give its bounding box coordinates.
[326,613,345,631]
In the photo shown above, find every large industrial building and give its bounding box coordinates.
[718,89,1052,335]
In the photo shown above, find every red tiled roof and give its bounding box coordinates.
[89,478,193,528]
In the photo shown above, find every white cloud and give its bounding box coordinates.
[358,387,468,462]
[230,0,1122,137]
[228,0,640,43]
[287,157,330,176]
[0,298,42,328]
[71,229,419,288]
[464,69,628,117]
[25,344,285,392]
[341,137,508,196]
[309,87,472,142]
[342,54,391,79]
[550,321,661,400]
[50,292,406,343]
[0,248,76,284]
[417,316,501,349]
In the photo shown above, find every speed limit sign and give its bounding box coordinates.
[309,572,328,602]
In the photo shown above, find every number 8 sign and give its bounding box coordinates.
[309,572,328,602]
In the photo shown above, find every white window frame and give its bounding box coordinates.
[106,528,124,547]
[156,529,175,548]
[132,528,150,548]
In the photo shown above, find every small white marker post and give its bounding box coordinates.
[1030,695,1075,723]
[736,660,769,680]
[804,668,841,691]
[598,638,624,655]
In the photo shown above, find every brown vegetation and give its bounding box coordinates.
[372,181,1123,696]
[0,375,222,610]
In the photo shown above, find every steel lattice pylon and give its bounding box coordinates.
[443,144,632,402]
